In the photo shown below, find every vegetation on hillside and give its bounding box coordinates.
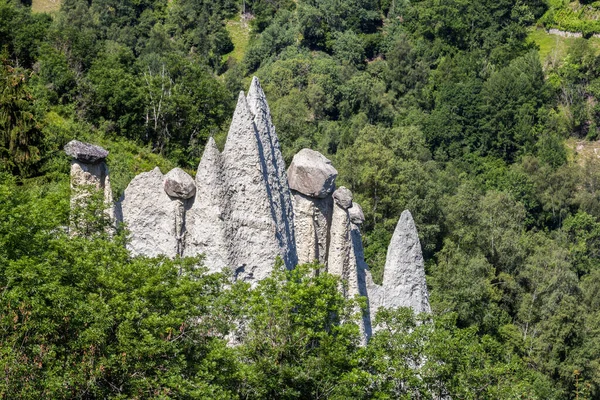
[2,0,600,397]
[540,0,600,35]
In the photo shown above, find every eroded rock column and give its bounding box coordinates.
[288,149,338,265]
[382,210,431,314]
[64,140,113,233]
[164,168,196,257]
[185,137,229,273]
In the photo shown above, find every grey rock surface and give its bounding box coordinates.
[348,202,365,225]
[221,91,296,282]
[333,186,353,209]
[287,149,337,198]
[185,137,229,273]
[350,222,373,340]
[68,155,114,233]
[164,168,196,199]
[120,167,179,258]
[102,76,432,344]
[64,140,109,163]
[293,190,333,265]
[327,201,370,342]
[246,77,297,269]
[382,210,431,314]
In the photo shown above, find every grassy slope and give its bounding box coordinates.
[31,0,61,13]
[527,27,600,62]
[223,16,251,64]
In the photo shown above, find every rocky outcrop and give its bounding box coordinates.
[348,202,365,225]
[381,210,431,313]
[220,91,297,282]
[289,149,338,265]
[366,210,431,318]
[288,149,337,198]
[117,78,297,282]
[164,168,196,199]
[246,78,297,269]
[120,167,181,257]
[185,137,228,273]
[65,140,109,164]
[70,77,432,343]
[292,192,333,265]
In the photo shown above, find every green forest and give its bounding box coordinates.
[2,0,600,397]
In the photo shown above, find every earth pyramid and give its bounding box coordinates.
[70,77,431,340]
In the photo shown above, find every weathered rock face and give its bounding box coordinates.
[185,137,228,273]
[221,91,296,282]
[287,149,338,198]
[333,186,353,209]
[120,167,180,258]
[348,202,365,225]
[118,79,297,281]
[246,77,297,270]
[326,191,371,342]
[327,201,353,287]
[164,168,196,199]
[65,141,114,232]
[95,76,433,343]
[381,210,431,314]
[293,191,333,265]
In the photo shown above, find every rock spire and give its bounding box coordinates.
[117,78,297,283]
[71,77,433,342]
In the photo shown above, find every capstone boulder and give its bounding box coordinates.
[287,149,337,198]
[64,140,109,163]
[164,167,196,199]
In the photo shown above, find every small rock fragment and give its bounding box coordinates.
[333,186,353,209]
[348,202,365,225]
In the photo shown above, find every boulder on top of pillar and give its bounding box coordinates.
[287,148,338,199]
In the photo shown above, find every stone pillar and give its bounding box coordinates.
[287,148,338,265]
[64,140,113,234]
[163,167,196,257]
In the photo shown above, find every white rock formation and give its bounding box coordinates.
[221,91,296,281]
[120,167,179,258]
[327,198,354,295]
[367,210,431,316]
[246,77,297,269]
[288,149,338,265]
[185,137,228,273]
[292,192,333,265]
[65,140,114,233]
[93,77,432,343]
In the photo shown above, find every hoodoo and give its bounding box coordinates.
[64,140,113,233]
[72,77,431,340]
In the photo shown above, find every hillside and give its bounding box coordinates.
[2,0,600,398]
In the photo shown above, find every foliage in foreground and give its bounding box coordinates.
[0,177,570,399]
